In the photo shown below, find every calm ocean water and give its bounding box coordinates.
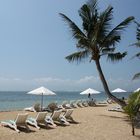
[0,91,132,111]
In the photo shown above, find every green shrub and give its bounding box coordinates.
[124,91,140,135]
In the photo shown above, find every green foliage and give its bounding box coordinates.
[133,73,140,80]
[124,91,140,135]
[59,0,134,62]
[124,91,140,119]
[107,52,127,62]
[132,21,140,80]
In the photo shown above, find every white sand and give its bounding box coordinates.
[0,104,140,140]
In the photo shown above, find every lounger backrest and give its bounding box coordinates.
[64,109,73,118]
[51,110,62,120]
[36,112,47,122]
[15,113,28,125]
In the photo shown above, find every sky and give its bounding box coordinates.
[0,0,139,91]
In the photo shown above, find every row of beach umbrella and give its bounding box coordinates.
[27,86,140,108]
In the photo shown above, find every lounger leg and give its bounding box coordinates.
[45,122,57,129]
[33,123,40,129]
[47,121,57,128]
[14,125,20,133]
[60,116,70,126]
[68,116,76,123]
[45,116,57,128]
[27,120,40,129]
[25,124,30,132]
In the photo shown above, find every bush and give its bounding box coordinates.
[124,91,140,135]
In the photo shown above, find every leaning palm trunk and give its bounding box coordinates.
[95,59,126,107]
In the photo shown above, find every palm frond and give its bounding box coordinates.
[135,52,140,59]
[101,47,115,54]
[102,16,134,48]
[79,4,91,32]
[100,35,120,50]
[107,52,127,62]
[135,21,140,41]
[134,21,140,26]
[79,0,98,34]
[134,20,140,40]
[87,0,98,9]
[130,42,140,48]
[130,21,140,47]
[132,73,140,80]
[111,16,134,32]
[131,52,140,59]
[76,39,90,50]
[65,50,90,63]
[87,0,98,17]
[97,6,113,38]
[59,13,86,40]
[136,28,140,41]
[124,91,140,118]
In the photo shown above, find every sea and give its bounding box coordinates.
[0,91,132,111]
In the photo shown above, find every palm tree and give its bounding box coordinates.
[59,0,134,107]
[132,21,140,80]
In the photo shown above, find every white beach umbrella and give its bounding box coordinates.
[134,88,140,92]
[111,88,127,93]
[27,86,56,109]
[80,88,100,95]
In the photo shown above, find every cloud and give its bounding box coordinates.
[108,78,140,91]
[76,76,100,84]
[34,76,100,84]
[33,76,101,91]
[34,77,70,83]
[0,76,139,91]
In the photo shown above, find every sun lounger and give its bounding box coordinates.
[97,100,108,104]
[26,112,55,129]
[61,101,72,109]
[62,109,76,123]
[82,100,89,107]
[57,102,72,112]
[107,98,115,104]
[108,105,124,112]
[1,113,30,133]
[46,110,70,126]
[76,100,84,107]
[70,100,78,108]
[88,99,97,106]
[24,103,41,112]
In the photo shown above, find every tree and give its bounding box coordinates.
[124,91,140,135]
[132,21,140,80]
[59,0,134,107]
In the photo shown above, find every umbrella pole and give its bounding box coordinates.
[41,93,43,111]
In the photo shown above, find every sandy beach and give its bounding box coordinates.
[0,104,140,140]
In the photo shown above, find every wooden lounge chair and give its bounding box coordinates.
[1,113,30,133]
[46,110,70,126]
[108,105,124,112]
[26,112,54,129]
[63,109,76,123]
[24,103,41,112]
[70,100,78,108]
[76,100,84,108]
[82,100,89,107]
